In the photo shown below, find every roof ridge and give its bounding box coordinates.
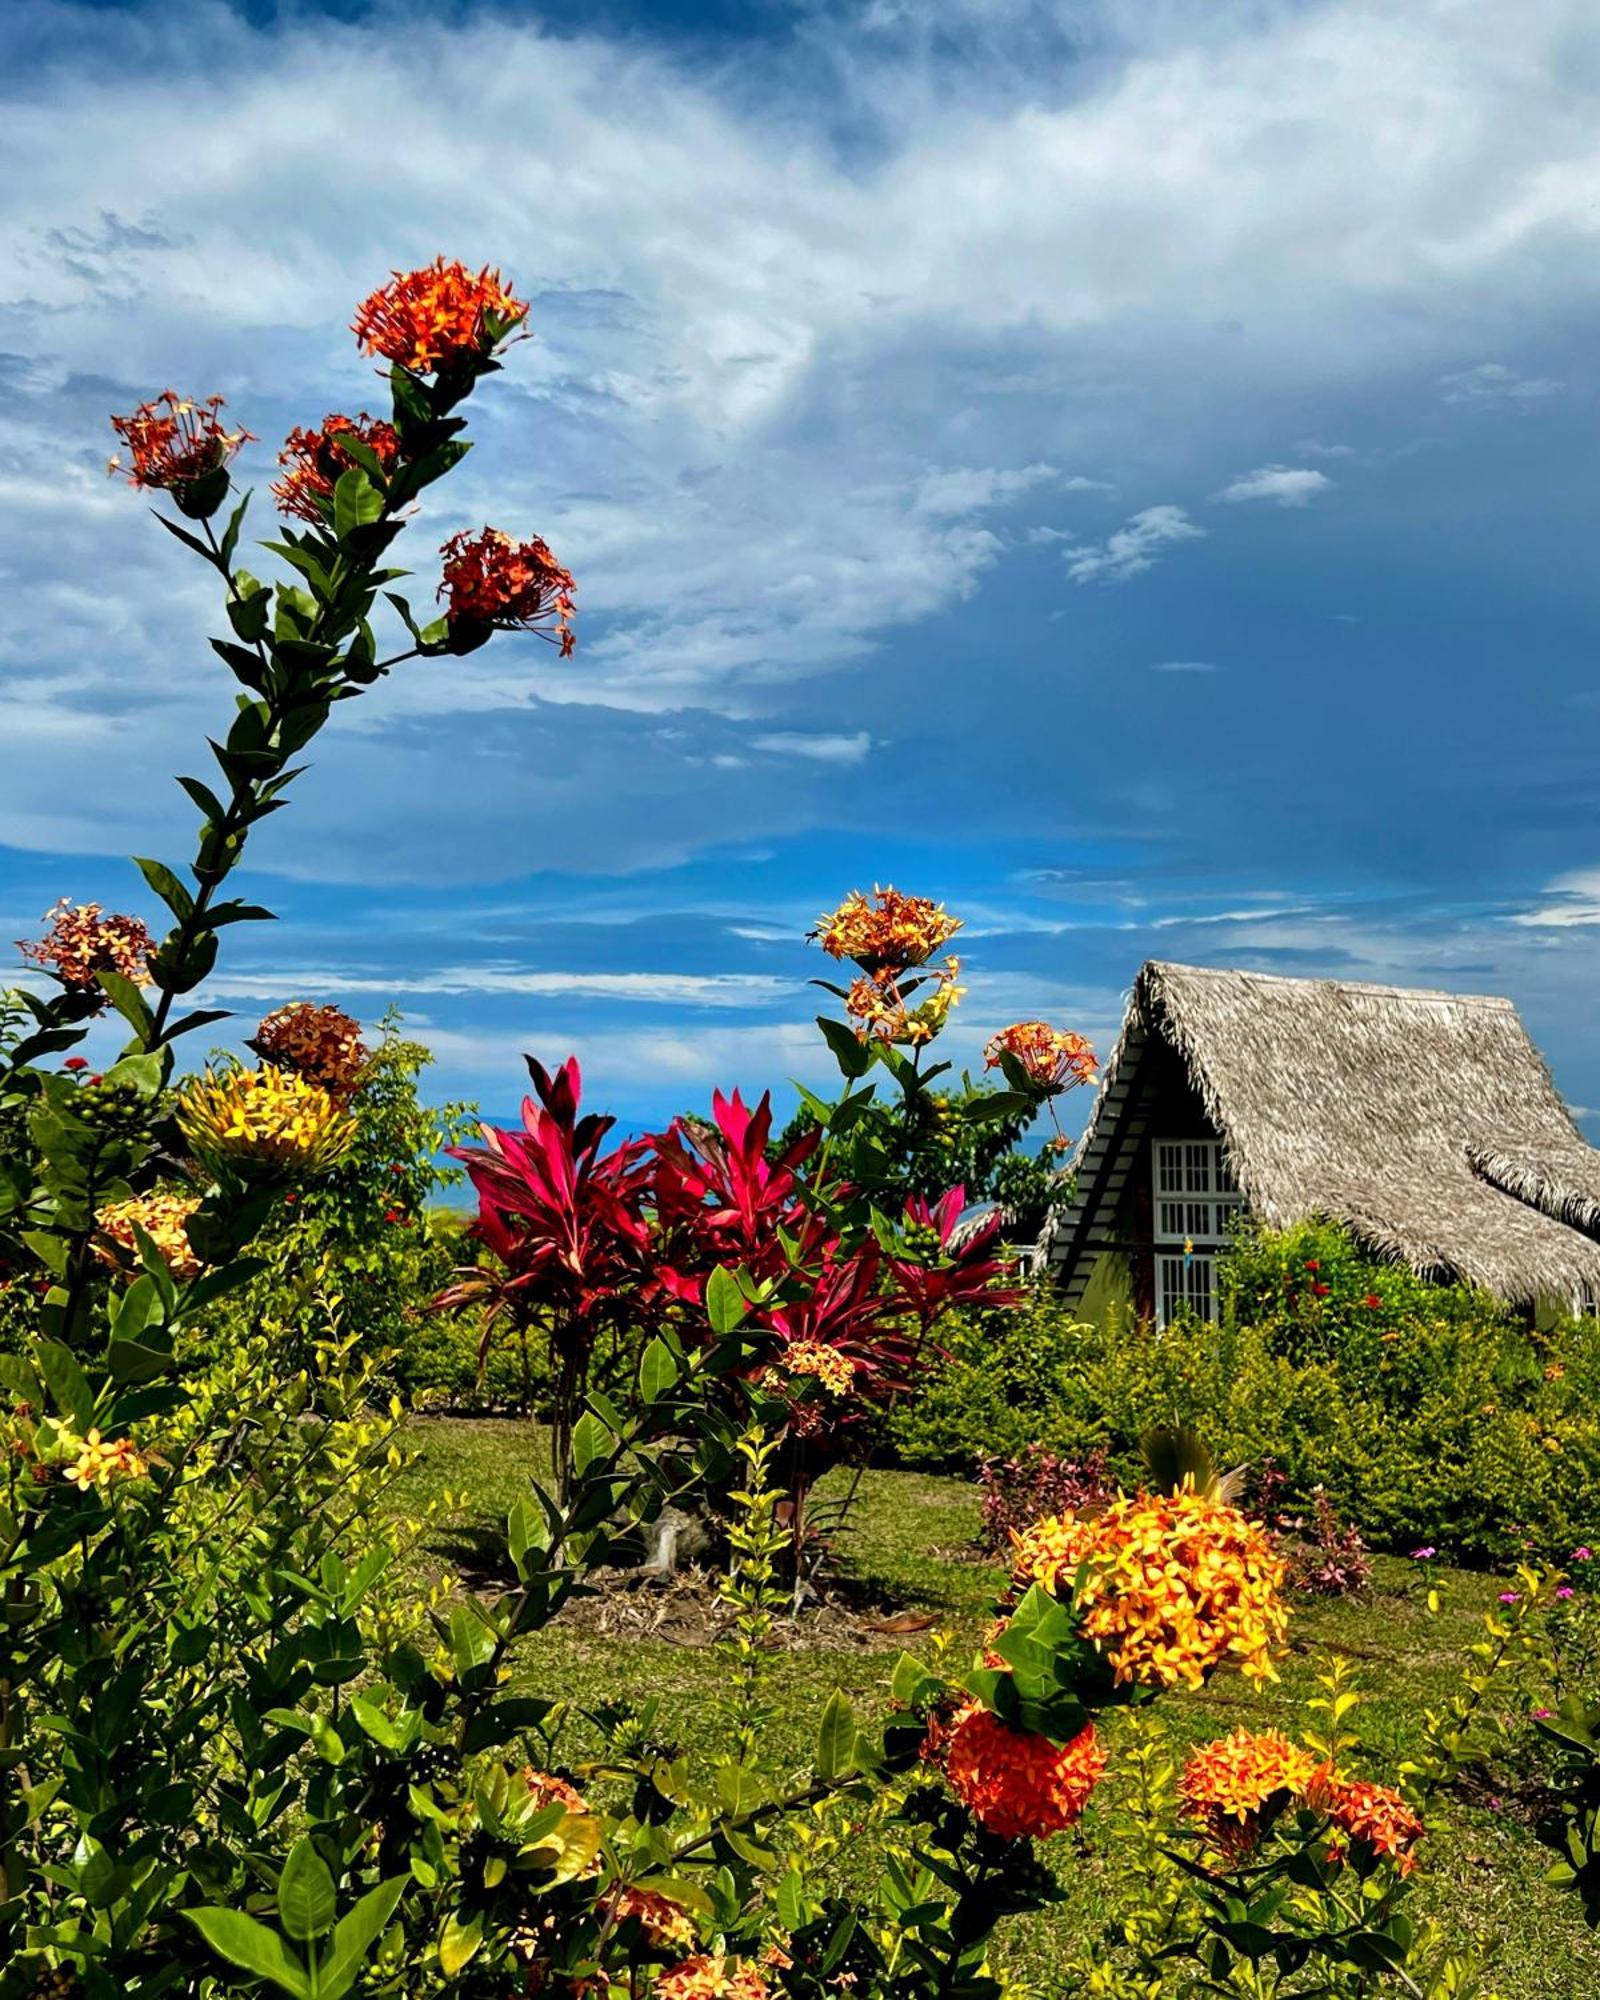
[1144,959,1515,1010]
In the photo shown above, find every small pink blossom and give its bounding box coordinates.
[1574,1547,1593,1562]
[1533,1707,1553,1719]
[1498,1591,1520,1605]
[1556,1585,1575,1600]
[1411,1546,1436,1560]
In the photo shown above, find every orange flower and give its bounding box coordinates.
[941,1702,1105,1840]
[844,957,964,1046]
[18,899,153,992]
[95,1192,203,1282]
[604,1886,697,1953]
[1179,1729,1317,1860]
[1010,1487,1288,1689]
[812,886,962,974]
[521,1768,589,1815]
[656,1954,768,2000]
[252,1002,369,1101]
[1308,1767,1423,1870]
[272,414,400,523]
[772,1338,855,1396]
[352,257,527,374]
[439,527,576,655]
[984,1021,1098,1091]
[108,391,252,490]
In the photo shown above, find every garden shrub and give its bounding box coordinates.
[894,1221,1600,1564]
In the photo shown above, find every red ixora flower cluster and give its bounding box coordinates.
[352,257,528,375]
[984,1020,1099,1093]
[18,900,153,993]
[439,527,576,655]
[107,391,253,491]
[937,1702,1106,1840]
[272,414,400,523]
[250,1002,369,1102]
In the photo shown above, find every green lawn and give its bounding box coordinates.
[399,1417,1599,1997]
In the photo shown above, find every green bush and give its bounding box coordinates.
[892,1223,1600,1565]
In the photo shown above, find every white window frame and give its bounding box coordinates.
[1152,1139,1243,1328]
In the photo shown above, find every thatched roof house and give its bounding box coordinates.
[1041,960,1600,1324]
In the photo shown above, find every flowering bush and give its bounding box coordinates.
[976,1442,1111,1555]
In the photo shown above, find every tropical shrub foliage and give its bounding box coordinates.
[0,258,1533,2000]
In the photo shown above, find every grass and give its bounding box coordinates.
[399,1416,1600,1996]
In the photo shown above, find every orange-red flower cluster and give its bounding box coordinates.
[1308,1767,1424,1871]
[939,1702,1106,1840]
[1179,1729,1317,1861]
[352,258,528,375]
[1010,1487,1288,1689]
[252,1002,369,1102]
[439,527,576,654]
[656,1954,769,2000]
[813,886,962,974]
[18,899,153,991]
[108,392,252,490]
[984,1020,1098,1092]
[844,959,964,1047]
[604,1886,697,1953]
[272,414,400,522]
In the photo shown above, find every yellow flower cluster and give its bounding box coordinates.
[604,1885,697,1952]
[18,898,153,990]
[1179,1728,1317,1859]
[941,1702,1106,1840]
[253,1002,369,1101]
[95,1191,203,1281]
[1010,1487,1288,1688]
[776,1339,854,1396]
[179,1064,356,1178]
[65,1429,148,1493]
[844,959,964,1046]
[656,1955,769,2000]
[813,886,962,972]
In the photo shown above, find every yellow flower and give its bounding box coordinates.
[95,1191,204,1281]
[178,1064,356,1178]
[65,1429,148,1492]
[657,1956,768,2000]
[812,885,962,973]
[1010,1486,1288,1688]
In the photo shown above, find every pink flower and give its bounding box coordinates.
[1556,1586,1575,1600]
[1499,1591,1520,1605]
[1574,1547,1593,1562]
[1411,1546,1436,1560]
[1533,1707,1553,1719]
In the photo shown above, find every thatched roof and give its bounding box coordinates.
[1043,959,1600,1306]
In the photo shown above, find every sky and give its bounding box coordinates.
[5,0,1600,1138]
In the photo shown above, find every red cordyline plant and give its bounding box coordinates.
[437,1056,655,1496]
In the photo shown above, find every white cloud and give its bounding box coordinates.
[1149,659,1220,673]
[750,730,873,764]
[914,462,1060,516]
[1214,465,1332,507]
[199,967,796,1006]
[1508,869,1600,927]
[1063,505,1205,584]
[1438,361,1563,404]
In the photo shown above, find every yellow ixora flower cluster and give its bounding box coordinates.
[1010,1486,1289,1689]
[812,885,962,973]
[95,1191,204,1281]
[178,1064,356,1179]
[656,1955,769,2000]
[771,1339,855,1397]
[64,1429,148,1493]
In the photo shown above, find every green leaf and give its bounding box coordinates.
[317,1878,408,2000]
[448,1604,499,1683]
[816,1690,859,1781]
[706,1264,749,1336]
[132,855,195,922]
[639,1335,680,1402]
[333,467,385,542]
[278,1838,337,1943]
[96,969,155,1039]
[438,1911,483,1976]
[816,1013,872,1078]
[185,1909,311,1998]
[570,1409,611,1477]
[36,1340,96,1429]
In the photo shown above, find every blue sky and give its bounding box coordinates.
[5,0,1600,1135]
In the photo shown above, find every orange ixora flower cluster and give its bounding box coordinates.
[772,1339,855,1396]
[352,257,528,375]
[64,1429,148,1493]
[813,886,962,975]
[18,899,153,991]
[656,1954,769,2000]
[1179,1729,1317,1861]
[984,1021,1098,1092]
[940,1702,1106,1841]
[107,391,253,491]
[272,413,400,523]
[95,1192,203,1282]
[439,527,576,655]
[603,1886,697,1953]
[1010,1487,1288,1689]
[521,1768,590,1814]
[252,1002,369,1101]
[1309,1768,1425,1871]
[844,960,965,1048]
